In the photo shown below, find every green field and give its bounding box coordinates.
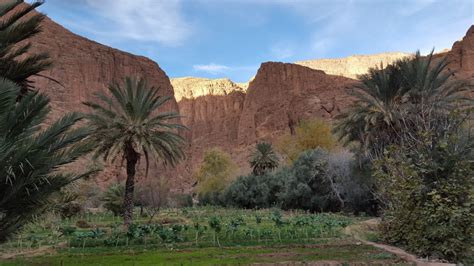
[0,207,405,265]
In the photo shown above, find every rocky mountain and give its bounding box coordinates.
[295,52,412,79]
[28,15,181,186]
[27,11,473,192]
[447,25,474,80]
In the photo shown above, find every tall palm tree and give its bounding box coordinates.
[249,142,279,176]
[0,0,52,94]
[84,77,186,226]
[333,51,472,159]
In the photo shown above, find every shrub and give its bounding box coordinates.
[223,169,287,209]
[102,183,124,216]
[374,127,473,262]
[279,149,340,212]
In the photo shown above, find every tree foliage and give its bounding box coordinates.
[84,77,186,225]
[0,1,94,242]
[334,51,472,159]
[0,0,52,94]
[375,118,473,262]
[249,142,279,176]
[277,119,336,163]
[195,148,237,204]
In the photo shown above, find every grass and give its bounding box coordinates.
[0,207,407,265]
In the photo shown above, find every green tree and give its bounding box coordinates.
[0,0,52,94]
[334,51,472,159]
[195,148,236,204]
[249,142,279,176]
[84,77,186,226]
[374,115,473,262]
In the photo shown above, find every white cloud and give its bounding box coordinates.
[84,0,191,46]
[270,43,295,60]
[193,63,230,74]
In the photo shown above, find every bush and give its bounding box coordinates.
[102,183,124,216]
[374,128,473,262]
[220,148,376,214]
[223,169,287,209]
[278,149,340,212]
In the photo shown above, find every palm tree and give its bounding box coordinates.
[333,51,472,159]
[0,1,94,242]
[84,77,186,226]
[0,0,52,94]
[0,78,94,242]
[249,142,279,176]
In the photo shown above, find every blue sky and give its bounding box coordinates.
[38,0,473,82]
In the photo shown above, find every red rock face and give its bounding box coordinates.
[238,62,355,146]
[447,25,474,80]
[27,16,181,187]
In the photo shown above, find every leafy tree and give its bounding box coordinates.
[249,142,279,176]
[84,77,186,226]
[334,51,472,159]
[374,115,473,262]
[194,148,237,204]
[0,0,52,94]
[277,119,336,163]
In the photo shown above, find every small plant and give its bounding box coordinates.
[208,216,222,247]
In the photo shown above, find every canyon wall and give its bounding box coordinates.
[28,15,182,186]
[27,11,473,191]
[296,52,412,79]
[447,25,474,80]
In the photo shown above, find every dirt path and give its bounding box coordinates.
[344,219,454,266]
[0,245,57,260]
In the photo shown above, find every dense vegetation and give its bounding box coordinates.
[0,1,94,242]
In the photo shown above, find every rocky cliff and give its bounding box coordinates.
[238,62,355,145]
[296,52,412,79]
[447,25,474,80]
[28,15,181,186]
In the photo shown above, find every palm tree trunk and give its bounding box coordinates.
[123,143,139,227]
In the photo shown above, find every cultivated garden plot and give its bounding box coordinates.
[0,207,405,265]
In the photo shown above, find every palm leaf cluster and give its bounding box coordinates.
[0,0,94,242]
[84,77,186,225]
[0,78,94,241]
[0,0,51,94]
[334,51,473,158]
[249,142,279,176]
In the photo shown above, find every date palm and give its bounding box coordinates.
[334,51,472,159]
[0,78,94,242]
[249,142,279,176]
[84,77,186,226]
[0,0,52,94]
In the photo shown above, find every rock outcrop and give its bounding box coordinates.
[296,52,412,79]
[238,62,356,145]
[447,25,474,80]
